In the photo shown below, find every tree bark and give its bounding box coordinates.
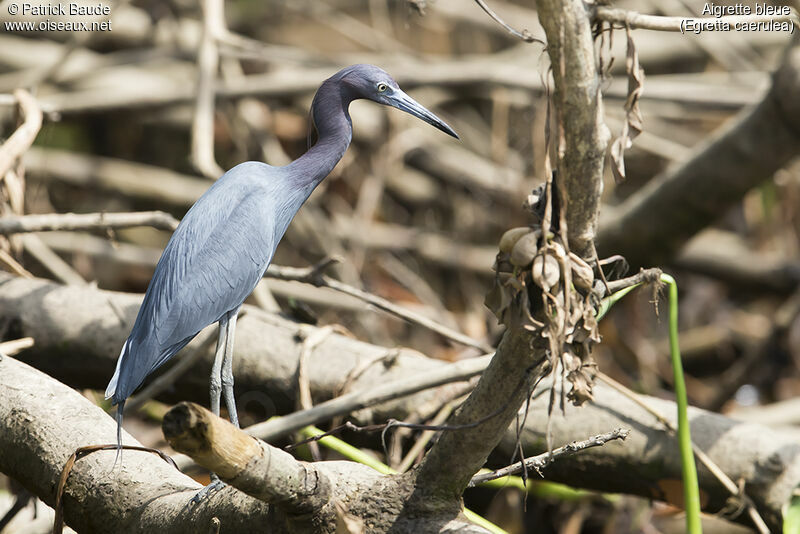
[536,0,610,257]
[0,356,488,533]
[0,356,274,534]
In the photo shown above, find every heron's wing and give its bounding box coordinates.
[147,184,275,351]
[121,167,277,389]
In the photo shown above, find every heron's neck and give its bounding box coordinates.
[289,80,353,191]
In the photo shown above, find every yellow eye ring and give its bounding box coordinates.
[377,83,388,93]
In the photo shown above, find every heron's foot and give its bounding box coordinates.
[190,476,226,505]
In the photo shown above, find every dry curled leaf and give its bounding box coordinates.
[569,251,594,291]
[609,26,644,184]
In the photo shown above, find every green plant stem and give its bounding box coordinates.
[299,425,509,534]
[597,275,702,533]
[595,282,640,321]
[661,273,702,534]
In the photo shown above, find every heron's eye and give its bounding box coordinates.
[377,83,388,93]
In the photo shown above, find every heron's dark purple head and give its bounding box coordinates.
[335,64,458,139]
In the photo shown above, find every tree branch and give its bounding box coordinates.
[265,262,493,353]
[597,35,800,267]
[0,356,274,533]
[164,402,330,514]
[536,0,610,257]
[0,211,179,235]
[2,273,798,530]
[592,5,799,32]
[0,89,41,177]
[469,427,629,486]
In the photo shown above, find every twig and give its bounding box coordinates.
[266,260,494,353]
[244,353,492,442]
[377,253,460,330]
[20,234,85,286]
[473,0,544,43]
[0,211,179,235]
[0,248,33,278]
[296,325,339,460]
[468,428,630,486]
[0,337,33,356]
[396,396,461,473]
[592,5,799,32]
[603,267,663,295]
[0,89,42,177]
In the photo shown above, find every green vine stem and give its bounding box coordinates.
[597,273,702,533]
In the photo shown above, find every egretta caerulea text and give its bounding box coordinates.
[105,64,457,460]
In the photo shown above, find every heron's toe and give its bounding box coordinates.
[190,477,226,506]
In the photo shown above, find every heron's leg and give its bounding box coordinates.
[194,318,231,505]
[210,316,229,417]
[221,307,241,427]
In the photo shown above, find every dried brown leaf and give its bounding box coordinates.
[609,26,644,184]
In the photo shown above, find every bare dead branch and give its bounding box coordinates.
[190,0,225,179]
[472,0,543,44]
[164,401,331,513]
[469,427,629,486]
[0,211,179,235]
[536,0,610,258]
[592,5,799,33]
[0,89,42,177]
[0,356,274,533]
[24,147,210,208]
[266,262,493,352]
[244,351,492,443]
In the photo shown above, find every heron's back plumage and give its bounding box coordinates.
[106,161,309,404]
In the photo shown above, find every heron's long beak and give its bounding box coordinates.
[389,90,459,139]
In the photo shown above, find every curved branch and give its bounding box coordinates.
[0,89,42,177]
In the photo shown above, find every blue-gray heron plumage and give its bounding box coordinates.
[105,64,457,458]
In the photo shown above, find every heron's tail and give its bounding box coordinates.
[105,340,129,402]
[112,400,125,470]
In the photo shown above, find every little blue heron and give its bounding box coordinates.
[105,64,457,458]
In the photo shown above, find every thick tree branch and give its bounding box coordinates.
[414,328,548,498]
[536,0,610,257]
[0,356,486,533]
[597,35,800,267]
[2,273,798,530]
[164,402,331,515]
[0,356,273,533]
